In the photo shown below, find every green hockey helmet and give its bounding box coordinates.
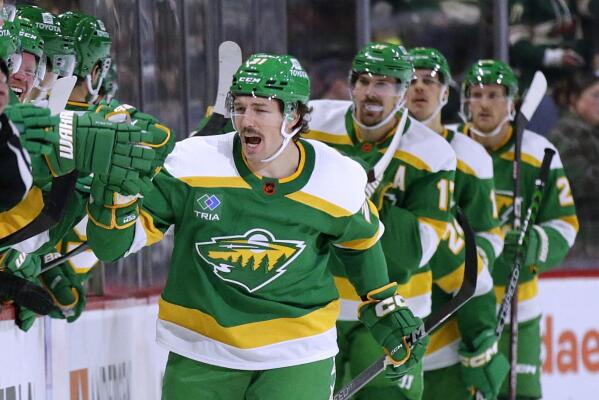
[58,11,111,79]
[16,5,76,77]
[461,59,519,98]
[229,53,310,112]
[0,20,22,74]
[12,17,46,85]
[408,47,452,85]
[351,42,414,85]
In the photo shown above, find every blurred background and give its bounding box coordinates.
[27,0,599,296]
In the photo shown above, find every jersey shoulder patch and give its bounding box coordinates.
[520,129,563,170]
[449,130,493,179]
[398,118,457,173]
[305,100,353,144]
[301,138,367,215]
[164,132,239,179]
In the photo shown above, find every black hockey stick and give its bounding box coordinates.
[40,242,90,274]
[492,148,554,400]
[0,270,56,315]
[508,71,547,400]
[193,41,242,136]
[334,207,478,400]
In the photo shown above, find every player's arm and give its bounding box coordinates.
[379,165,456,278]
[455,170,504,272]
[0,113,33,211]
[86,168,183,262]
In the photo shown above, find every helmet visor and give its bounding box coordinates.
[6,52,21,75]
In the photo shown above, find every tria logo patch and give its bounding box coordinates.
[194,194,221,221]
[195,228,306,292]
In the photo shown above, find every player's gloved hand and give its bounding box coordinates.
[0,249,41,280]
[358,282,429,381]
[15,305,38,331]
[502,228,539,270]
[43,111,157,180]
[87,177,141,229]
[459,330,509,400]
[4,104,59,157]
[39,261,88,323]
[102,103,175,173]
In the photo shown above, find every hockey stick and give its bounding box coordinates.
[40,242,90,274]
[334,207,478,400]
[48,76,77,115]
[193,41,242,136]
[0,270,56,315]
[508,71,547,400]
[490,148,554,400]
[365,109,408,196]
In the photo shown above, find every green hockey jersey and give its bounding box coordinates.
[424,128,501,371]
[305,99,456,321]
[87,132,390,370]
[461,124,578,324]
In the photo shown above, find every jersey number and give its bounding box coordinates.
[556,177,574,206]
[444,219,465,255]
[437,179,454,211]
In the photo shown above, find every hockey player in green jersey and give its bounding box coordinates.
[458,59,578,399]
[305,42,455,400]
[7,17,45,103]
[86,53,426,400]
[405,47,509,400]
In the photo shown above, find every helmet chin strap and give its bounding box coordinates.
[86,73,104,104]
[351,89,406,134]
[420,86,448,126]
[261,116,301,163]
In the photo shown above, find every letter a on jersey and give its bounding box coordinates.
[195,228,306,293]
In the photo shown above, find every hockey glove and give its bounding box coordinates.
[87,176,142,229]
[16,304,38,331]
[0,249,42,280]
[39,260,88,323]
[358,282,429,381]
[459,330,509,399]
[100,103,175,173]
[4,104,59,157]
[502,229,539,272]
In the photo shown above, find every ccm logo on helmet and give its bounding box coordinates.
[239,76,261,84]
[375,295,407,317]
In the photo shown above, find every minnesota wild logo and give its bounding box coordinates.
[195,228,306,293]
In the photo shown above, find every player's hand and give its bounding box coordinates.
[4,104,59,157]
[502,229,539,270]
[39,262,87,323]
[358,282,429,381]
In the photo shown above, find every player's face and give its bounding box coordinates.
[574,81,599,127]
[468,84,510,133]
[352,73,401,126]
[406,69,445,121]
[9,52,37,101]
[232,96,287,162]
[0,68,9,114]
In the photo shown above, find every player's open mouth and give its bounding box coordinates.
[363,103,384,113]
[10,86,23,95]
[244,135,262,148]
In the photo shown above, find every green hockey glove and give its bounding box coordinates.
[39,260,88,323]
[502,229,539,270]
[0,249,41,280]
[87,177,141,229]
[16,305,38,332]
[102,103,175,173]
[358,282,429,381]
[4,104,59,157]
[459,330,509,399]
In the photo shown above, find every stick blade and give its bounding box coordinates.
[520,71,547,122]
[48,76,77,115]
[213,41,242,115]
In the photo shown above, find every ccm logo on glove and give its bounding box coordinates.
[375,295,407,317]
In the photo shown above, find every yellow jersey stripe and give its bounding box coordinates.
[419,217,449,240]
[390,150,432,172]
[495,277,538,303]
[500,151,542,168]
[279,142,306,183]
[334,271,432,301]
[0,187,44,238]
[285,191,353,217]
[336,226,381,251]
[457,159,476,176]
[158,297,339,349]
[560,215,579,232]
[304,130,353,145]
[139,209,165,246]
[180,176,251,189]
[435,254,484,294]
[425,318,460,354]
